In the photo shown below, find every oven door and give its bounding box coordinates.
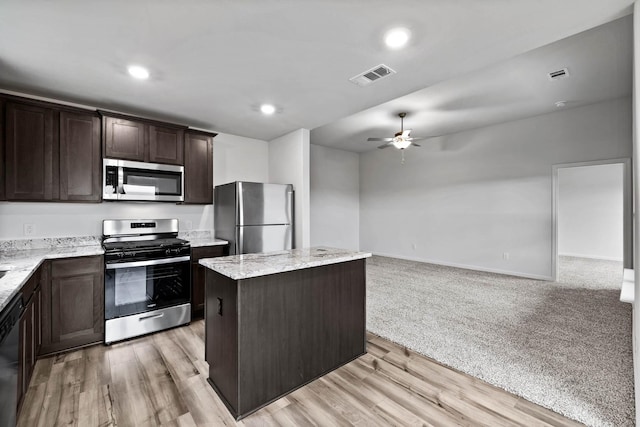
[104,256,191,320]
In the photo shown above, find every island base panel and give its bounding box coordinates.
[205,259,366,419]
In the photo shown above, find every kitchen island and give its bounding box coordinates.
[199,247,371,420]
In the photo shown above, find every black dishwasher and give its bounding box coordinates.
[0,294,22,427]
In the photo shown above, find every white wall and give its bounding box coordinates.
[310,144,359,250]
[269,129,310,249]
[0,202,211,239]
[0,132,270,240]
[360,96,632,279]
[631,3,640,424]
[558,163,624,261]
[213,132,269,185]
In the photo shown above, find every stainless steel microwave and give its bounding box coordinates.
[103,158,184,202]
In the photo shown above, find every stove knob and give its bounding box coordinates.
[118,252,125,258]
[166,249,171,255]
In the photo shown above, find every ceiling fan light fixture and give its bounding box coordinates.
[392,136,411,149]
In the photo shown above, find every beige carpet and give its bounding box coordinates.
[366,255,634,427]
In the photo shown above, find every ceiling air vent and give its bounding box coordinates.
[349,64,396,87]
[548,68,570,81]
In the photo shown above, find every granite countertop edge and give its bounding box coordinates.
[188,238,229,248]
[0,244,105,313]
[0,234,229,312]
[199,247,372,280]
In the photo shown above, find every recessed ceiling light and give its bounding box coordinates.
[555,101,567,108]
[128,65,149,80]
[384,28,410,49]
[260,104,276,115]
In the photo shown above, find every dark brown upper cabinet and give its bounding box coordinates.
[101,112,187,165]
[184,130,216,204]
[149,124,184,165]
[103,115,146,161]
[3,95,102,202]
[5,101,57,201]
[59,111,101,201]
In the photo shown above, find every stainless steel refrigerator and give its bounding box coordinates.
[214,181,294,255]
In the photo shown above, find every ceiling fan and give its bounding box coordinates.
[367,112,426,150]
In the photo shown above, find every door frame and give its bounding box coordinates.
[551,157,632,281]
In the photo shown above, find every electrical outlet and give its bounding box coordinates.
[412,243,417,250]
[503,252,510,261]
[23,223,36,236]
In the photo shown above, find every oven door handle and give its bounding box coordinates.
[105,256,191,270]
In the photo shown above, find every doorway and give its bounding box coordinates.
[552,158,631,281]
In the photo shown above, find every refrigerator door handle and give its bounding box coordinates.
[237,181,245,226]
[237,226,244,254]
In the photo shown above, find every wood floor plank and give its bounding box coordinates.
[18,320,586,427]
[132,340,191,424]
[16,382,47,427]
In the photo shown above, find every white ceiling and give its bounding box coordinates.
[312,15,633,152]
[0,1,633,147]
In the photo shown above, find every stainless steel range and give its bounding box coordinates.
[102,218,191,344]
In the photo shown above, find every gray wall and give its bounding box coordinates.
[310,144,359,250]
[558,163,624,261]
[359,96,631,279]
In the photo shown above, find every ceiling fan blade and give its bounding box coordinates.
[377,142,393,149]
[411,143,421,147]
[406,137,427,141]
[368,137,394,142]
[401,129,411,138]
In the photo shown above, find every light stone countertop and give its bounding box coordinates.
[199,247,371,280]
[0,244,104,312]
[187,237,229,248]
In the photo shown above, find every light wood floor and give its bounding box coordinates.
[18,321,584,427]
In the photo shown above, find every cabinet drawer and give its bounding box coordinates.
[192,245,226,261]
[21,268,40,303]
[51,255,103,278]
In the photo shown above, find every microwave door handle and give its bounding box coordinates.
[117,166,125,194]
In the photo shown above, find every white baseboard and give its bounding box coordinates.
[370,251,554,281]
[558,252,623,262]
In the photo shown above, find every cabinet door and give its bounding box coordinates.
[41,256,104,355]
[34,286,42,357]
[5,102,56,200]
[184,131,213,204]
[104,116,145,161]
[149,125,184,165]
[191,245,227,319]
[18,298,34,408]
[60,111,101,201]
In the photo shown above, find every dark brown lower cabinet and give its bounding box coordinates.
[17,268,41,412]
[191,245,228,319]
[40,255,104,355]
[205,259,367,420]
